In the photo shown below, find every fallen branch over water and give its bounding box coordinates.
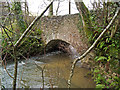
[68,7,120,88]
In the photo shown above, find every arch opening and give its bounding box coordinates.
[45,39,70,53]
[45,39,80,58]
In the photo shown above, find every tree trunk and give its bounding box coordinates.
[13,48,18,90]
[110,18,120,38]
[68,7,120,88]
[69,0,71,14]
[11,2,53,89]
[14,1,53,48]
[13,2,26,32]
[56,1,60,15]
[49,2,53,16]
[75,1,94,38]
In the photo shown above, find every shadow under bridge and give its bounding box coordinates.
[44,39,80,58]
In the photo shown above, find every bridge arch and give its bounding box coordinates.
[45,39,70,53]
[39,14,89,55]
[45,39,80,58]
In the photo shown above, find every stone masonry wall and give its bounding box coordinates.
[38,14,89,55]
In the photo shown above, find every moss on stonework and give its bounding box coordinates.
[76,2,94,39]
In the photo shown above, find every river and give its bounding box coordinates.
[1,51,95,88]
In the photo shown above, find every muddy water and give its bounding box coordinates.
[2,51,95,88]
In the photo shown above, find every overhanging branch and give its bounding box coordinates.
[68,7,120,88]
[14,0,54,48]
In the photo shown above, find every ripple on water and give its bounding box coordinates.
[2,52,95,88]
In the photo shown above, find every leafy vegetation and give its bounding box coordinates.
[1,0,119,89]
[1,2,44,61]
[89,2,120,89]
[1,25,44,60]
[11,2,27,32]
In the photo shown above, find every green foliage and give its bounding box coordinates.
[0,32,2,39]
[96,84,105,88]
[18,34,44,57]
[92,30,120,88]
[77,14,83,33]
[11,2,27,32]
[2,25,44,60]
[1,85,6,89]
[2,1,44,60]
[95,56,107,62]
[89,2,120,89]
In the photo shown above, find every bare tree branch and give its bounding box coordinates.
[2,60,14,79]
[1,25,16,34]
[68,7,120,88]
[1,25,14,47]
[111,18,120,38]
[56,1,60,15]
[69,0,71,14]
[14,0,54,48]
[12,1,54,89]
[0,56,14,79]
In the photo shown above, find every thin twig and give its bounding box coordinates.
[3,12,12,25]
[12,1,54,89]
[0,56,14,79]
[2,61,14,79]
[1,25,16,34]
[6,0,14,31]
[19,52,28,60]
[56,1,60,15]
[1,25,14,46]
[34,62,46,88]
[68,7,120,88]
[3,52,7,61]
[42,65,45,89]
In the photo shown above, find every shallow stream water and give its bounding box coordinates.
[1,51,95,88]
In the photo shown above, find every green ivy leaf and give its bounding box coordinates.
[96,84,105,88]
[107,56,111,61]
[94,69,99,73]
[96,56,107,62]
[103,47,108,52]
[99,41,105,49]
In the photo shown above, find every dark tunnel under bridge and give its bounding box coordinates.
[44,39,80,58]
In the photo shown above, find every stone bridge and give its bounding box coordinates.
[38,14,89,55]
